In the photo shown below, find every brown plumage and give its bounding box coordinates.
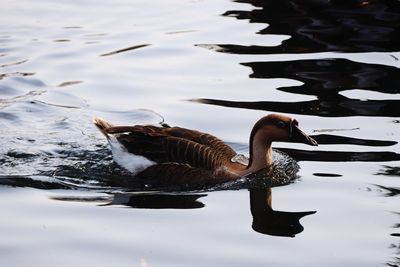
[94,114,317,186]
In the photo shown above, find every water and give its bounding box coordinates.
[1,0,399,266]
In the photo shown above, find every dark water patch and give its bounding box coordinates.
[103,192,207,209]
[193,97,400,117]
[214,0,400,54]
[50,195,112,203]
[241,59,400,96]
[0,72,35,80]
[100,44,150,56]
[313,173,343,177]
[193,58,400,117]
[387,256,400,267]
[374,184,400,197]
[58,81,83,87]
[277,148,400,162]
[0,175,77,190]
[376,166,400,177]
[388,213,400,267]
[0,59,28,68]
[53,39,70,42]
[311,134,397,146]
[6,149,38,159]
[391,54,399,61]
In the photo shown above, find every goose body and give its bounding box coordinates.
[94,114,317,186]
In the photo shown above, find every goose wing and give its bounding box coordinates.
[104,125,237,170]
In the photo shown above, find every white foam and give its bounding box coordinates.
[107,135,155,174]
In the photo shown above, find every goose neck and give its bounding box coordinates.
[245,130,273,174]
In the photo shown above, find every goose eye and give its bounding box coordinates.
[277,121,286,128]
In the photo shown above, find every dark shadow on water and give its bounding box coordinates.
[310,134,397,147]
[216,58,400,117]
[372,165,399,266]
[374,184,400,197]
[194,92,400,118]
[104,192,207,209]
[100,44,150,57]
[388,212,400,267]
[278,148,400,162]
[241,59,400,96]
[376,165,400,177]
[313,173,343,177]
[196,5,400,117]
[0,175,75,190]
[375,165,400,198]
[210,0,400,54]
[51,193,207,209]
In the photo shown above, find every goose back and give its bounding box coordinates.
[106,125,239,171]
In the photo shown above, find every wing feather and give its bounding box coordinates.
[105,125,237,170]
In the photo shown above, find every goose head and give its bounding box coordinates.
[250,114,318,146]
[246,114,317,173]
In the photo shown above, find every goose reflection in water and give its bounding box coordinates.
[98,188,316,238]
[0,174,316,237]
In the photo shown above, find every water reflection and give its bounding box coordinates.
[217,0,400,54]
[388,212,400,267]
[250,188,316,237]
[0,174,315,237]
[196,96,400,117]
[100,44,150,57]
[107,189,315,237]
[374,185,399,197]
[278,148,400,162]
[375,165,400,204]
[195,58,400,117]
[51,188,316,237]
[104,192,206,209]
[241,59,400,96]
[376,165,400,177]
[197,0,400,118]
[104,189,316,237]
[310,134,397,147]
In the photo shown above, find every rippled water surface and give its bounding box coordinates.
[1,1,399,266]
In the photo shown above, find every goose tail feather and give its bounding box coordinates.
[93,117,113,137]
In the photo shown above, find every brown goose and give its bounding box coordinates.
[94,114,317,186]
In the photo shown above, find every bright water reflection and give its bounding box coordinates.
[1,0,399,266]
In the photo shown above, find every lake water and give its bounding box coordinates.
[1,0,399,266]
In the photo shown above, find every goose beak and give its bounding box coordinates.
[289,124,318,146]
